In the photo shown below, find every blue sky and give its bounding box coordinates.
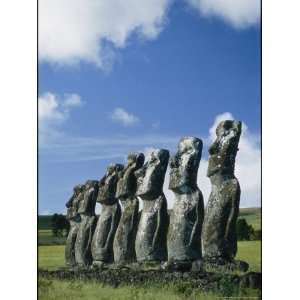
[38,0,261,214]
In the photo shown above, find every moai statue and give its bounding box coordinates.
[135,149,169,262]
[65,184,84,267]
[74,180,98,267]
[202,120,242,261]
[167,137,204,262]
[113,153,145,264]
[91,164,124,265]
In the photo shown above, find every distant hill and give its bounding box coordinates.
[38,207,261,230]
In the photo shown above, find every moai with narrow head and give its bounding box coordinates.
[202,120,242,262]
[91,164,124,265]
[74,180,98,268]
[65,184,84,267]
[135,149,169,262]
[113,153,145,264]
[167,137,204,263]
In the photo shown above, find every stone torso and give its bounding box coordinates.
[135,195,168,262]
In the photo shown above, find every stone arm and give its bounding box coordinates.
[152,195,165,250]
[224,186,240,256]
[189,190,204,250]
[104,204,121,249]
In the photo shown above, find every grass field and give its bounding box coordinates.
[38,241,261,272]
[38,207,261,299]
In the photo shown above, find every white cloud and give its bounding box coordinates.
[63,94,82,108]
[110,107,140,126]
[186,0,261,29]
[39,92,83,143]
[39,0,172,68]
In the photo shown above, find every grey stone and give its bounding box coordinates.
[202,120,242,261]
[74,180,98,268]
[91,164,124,264]
[113,153,145,264]
[65,184,84,267]
[167,137,204,262]
[135,149,169,262]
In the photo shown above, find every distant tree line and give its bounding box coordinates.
[51,214,69,237]
[236,218,261,241]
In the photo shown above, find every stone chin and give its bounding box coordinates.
[136,182,158,200]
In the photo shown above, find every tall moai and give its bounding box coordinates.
[202,120,242,261]
[74,180,98,267]
[65,184,84,267]
[113,153,145,264]
[91,164,124,265]
[167,137,204,262]
[135,149,169,262]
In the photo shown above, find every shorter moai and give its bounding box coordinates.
[113,153,145,264]
[74,180,98,267]
[167,137,204,263]
[65,184,84,267]
[202,120,242,262]
[135,149,169,262]
[91,164,124,265]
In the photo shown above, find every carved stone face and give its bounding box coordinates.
[78,180,98,214]
[66,184,84,220]
[169,137,202,193]
[97,163,124,205]
[116,152,145,199]
[207,120,242,177]
[135,149,169,200]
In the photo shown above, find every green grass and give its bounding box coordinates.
[38,229,67,246]
[38,278,261,300]
[39,245,65,270]
[38,241,261,272]
[38,208,261,299]
[236,241,261,272]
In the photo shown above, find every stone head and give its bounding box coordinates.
[66,184,84,220]
[116,152,145,199]
[97,163,124,205]
[77,180,98,215]
[207,120,242,177]
[135,149,169,200]
[169,137,203,193]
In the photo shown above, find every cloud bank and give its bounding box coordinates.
[39,0,172,68]
[186,0,261,29]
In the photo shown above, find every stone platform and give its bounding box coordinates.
[38,266,261,291]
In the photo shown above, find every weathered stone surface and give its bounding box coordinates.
[65,184,84,267]
[202,120,242,261]
[167,137,204,262]
[74,180,98,268]
[39,268,261,292]
[202,257,249,273]
[91,164,124,264]
[135,149,169,262]
[113,153,145,264]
